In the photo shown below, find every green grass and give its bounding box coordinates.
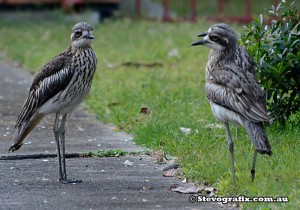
[0,13,299,209]
[85,149,144,157]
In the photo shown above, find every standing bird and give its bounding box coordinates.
[191,23,271,185]
[9,22,97,184]
[198,23,256,140]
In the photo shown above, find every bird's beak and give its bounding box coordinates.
[197,32,208,37]
[84,33,94,39]
[191,40,208,46]
[191,32,208,46]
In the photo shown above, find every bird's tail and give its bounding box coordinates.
[9,113,44,152]
[243,120,272,155]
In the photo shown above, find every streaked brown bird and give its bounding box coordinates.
[9,22,97,184]
[191,23,272,186]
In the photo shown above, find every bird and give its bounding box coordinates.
[9,22,97,184]
[191,23,272,186]
[198,23,256,140]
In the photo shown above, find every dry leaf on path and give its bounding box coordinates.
[162,163,180,171]
[171,185,203,194]
[163,168,178,177]
[203,187,217,197]
[123,160,134,166]
[151,150,166,163]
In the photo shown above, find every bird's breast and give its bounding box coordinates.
[61,48,97,107]
[39,48,97,115]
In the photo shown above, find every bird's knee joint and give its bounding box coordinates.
[53,128,59,135]
[250,169,256,181]
[228,142,234,152]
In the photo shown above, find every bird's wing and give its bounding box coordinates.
[15,51,74,127]
[235,47,255,75]
[206,65,270,122]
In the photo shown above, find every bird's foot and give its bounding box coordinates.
[250,169,255,181]
[59,177,82,184]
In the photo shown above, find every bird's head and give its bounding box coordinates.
[191,23,237,51]
[71,22,95,49]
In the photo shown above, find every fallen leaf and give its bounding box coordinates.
[111,196,118,200]
[123,160,134,166]
[180,127,191,135]
[168,48,181,58]
[140,107,150,114]
[168,184,179,190]
[151,150,166,163]
[168,157,178,164]
[121,61,163,68]
[165,154,176,160]
[112,127,121,132]
[203,187,216,192]
[171,185,203,194]
[77,126,84,131]
[205,123,223,129]
[203,187,217,197]
[107,102,120,107]
[162,163,180,171]
[109,61,163,69]
[163,168,177,177]
[142,186,150,191]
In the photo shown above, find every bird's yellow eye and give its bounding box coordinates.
[210,35,219,41]
[74,31,82,38]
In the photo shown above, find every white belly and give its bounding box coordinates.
[38,91,86,115]
[38,77,91,115]
[209,101,244,127]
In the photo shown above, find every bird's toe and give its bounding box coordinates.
[59,177,82,184]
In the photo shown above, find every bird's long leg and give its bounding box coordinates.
[59,114,67,179]
[224,123,236,186]
[250,150,258,181]
[59,114,82,184]
[53,112,64,181]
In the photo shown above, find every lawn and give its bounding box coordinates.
[0,11,299,209]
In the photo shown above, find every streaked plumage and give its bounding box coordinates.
[9,22,97,183]
[192,23,271,185]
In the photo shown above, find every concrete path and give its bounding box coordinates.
[0,63,234,209]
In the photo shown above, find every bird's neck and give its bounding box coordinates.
[70,44,92,52]
[209,47,236,66]
[206,47,236,80]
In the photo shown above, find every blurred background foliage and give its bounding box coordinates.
[240,1,300,125]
